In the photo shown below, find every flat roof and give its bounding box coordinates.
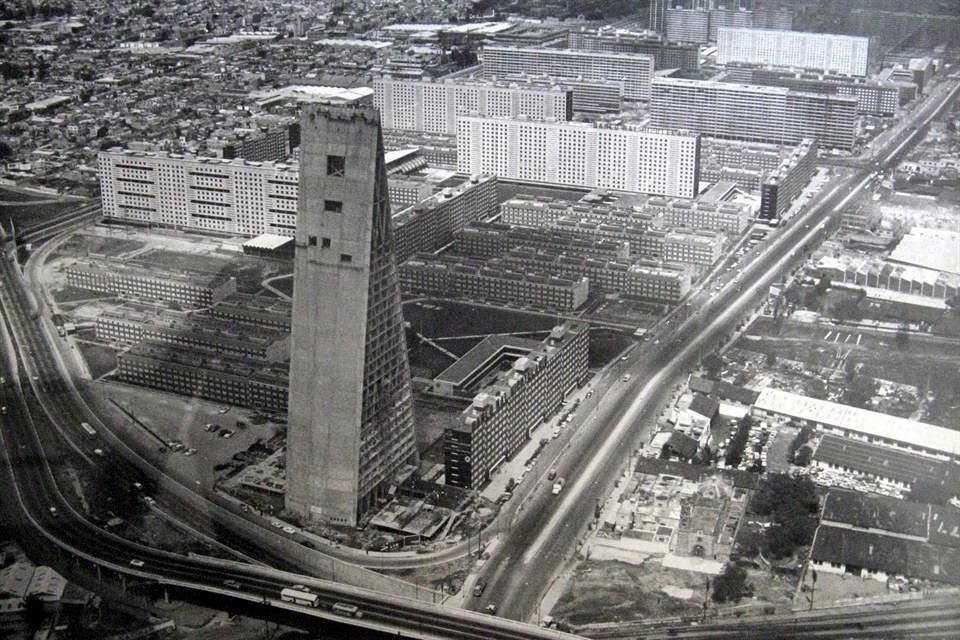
[888,228,960,276]
[243,234,293,250]
[755,388,960,457]
[435,334,543,386]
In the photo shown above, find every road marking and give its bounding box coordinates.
[824,331,832,341]
[856,334,862,345]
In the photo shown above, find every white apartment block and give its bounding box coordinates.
[457,117,700,198]
[98,149,300,236]
[481,46,654,101]
[373,76,572,135]
[717,28,870,77]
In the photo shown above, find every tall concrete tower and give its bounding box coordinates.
[285,104,418,527]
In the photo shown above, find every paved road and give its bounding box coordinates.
[472,75,960,625]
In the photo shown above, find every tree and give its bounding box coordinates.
[0,140,12,159]
[750,474,820,559]
[712,563,752,603]
[23,594,46,634]
[814,274,831,296]
[844,374,877,409]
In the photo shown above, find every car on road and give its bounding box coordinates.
[93,448,104,457]
[473,578,487,596]
[622,374,631,382]
[203,423,218,432]
[184,448,197,456]
[219,429,234,439]
[271,520,283,528]
[129,559,145,568]
[48,506,57,516]
[0,406,6,415]
[223,579,242,589]
[282,526,297,534]
[133,482,143,490]
[485,603,498,615]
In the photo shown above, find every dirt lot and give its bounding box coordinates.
[551,560,706,625]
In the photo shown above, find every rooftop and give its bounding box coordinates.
[754,387,960,458]
[434,333,544,388]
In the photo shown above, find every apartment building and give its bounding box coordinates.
[392,174,499,264]
[453,221,631,261]
[759,138,818,220]
[567,29,700,72]
[662,229,725,266]
[651,77,857,149]
[445,322,589,489]
[374,76,572,135]
[399,255,589,312]
[480,46,655,101]
[116,343,288,414]
[95,311,290,362]
[65,262,236,307]
[503,247,692,303]
[648,197,751,234]
[458,116,700,197]
[717,28,870,76]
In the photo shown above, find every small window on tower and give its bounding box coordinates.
[340,253,352,263]
[308,235,317,246]
[321,237,331,248]
[326,155,345,176]
[324,199,343,213]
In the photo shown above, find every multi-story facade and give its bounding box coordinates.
[380,130,458,168]
[458,116,700,197]
[116,343,288,414]
[392,174,498,264]
[96,312,290,362]
[285,104,418,527]
[218,122,301,162]
[480,46,655,101]
[399,255,589,312]
[65,262,236,307]
[648,197,751,234]
[759,138,817,220]
[445,322,589,489]
[453,221,630,261]
[503,247,692,303]
[99,148,488,260]
[98,149,301,235]
[662,229,725,266]
[374,76,572,135]
[651,77,857,149]
[666,9,710,44]
[567,29,700,72]
[724,66,900,117]
[717,28,871,77]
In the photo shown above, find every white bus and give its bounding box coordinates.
[332,602,361,617]
[280,586,319,608]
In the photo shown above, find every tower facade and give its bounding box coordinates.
[285,104,418,526]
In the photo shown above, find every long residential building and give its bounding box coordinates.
[759,138,817,220]
[651,77,857,149]
[373,76,572,135]
[453,221,630,261]
[724,65,905,117]
[116,342,288,413]
[646,197,752,234]
[503,246,692,303]
[392,174,498,264]
[96,310,290,362]
[480,45,655,101]
[399,254,589,312]
[717,28,871,77]
[567,29,700,72]
[445,322,589,489]
[457,116,700,197]
[662,229,726,266]
[98,148,493,259]
[65,261,236,307]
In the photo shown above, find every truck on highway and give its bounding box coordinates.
[332,602,361,617]
[552,478,566,495]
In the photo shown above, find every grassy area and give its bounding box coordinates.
[76,341,120,378]
[51,285,114,304]
[53,234,146,258]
